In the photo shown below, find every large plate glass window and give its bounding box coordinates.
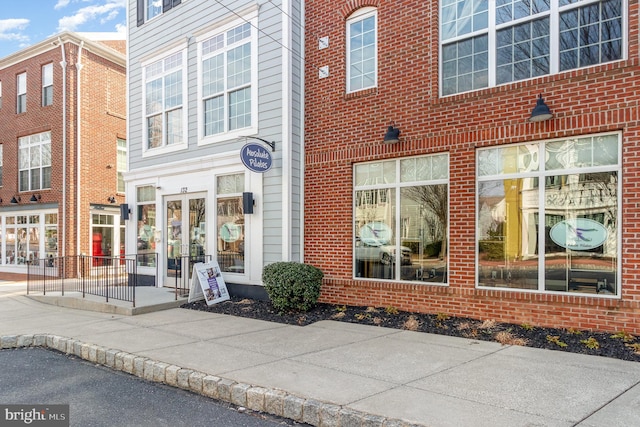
[136,186,156,267]
[216,174,245,274]
[354,154,449,282]
[477,133,620,295]
[440,0,625,95]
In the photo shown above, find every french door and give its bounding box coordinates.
[164,193,207,284]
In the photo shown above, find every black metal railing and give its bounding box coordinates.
[27,255,139,306]
[167,254,212,300]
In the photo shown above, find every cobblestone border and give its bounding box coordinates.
[1,334,424,427]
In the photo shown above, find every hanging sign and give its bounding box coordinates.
[240,143,272,173]
[549,218,608,251]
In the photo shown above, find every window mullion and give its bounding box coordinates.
[488,0,497,88]
[549,0,559,75]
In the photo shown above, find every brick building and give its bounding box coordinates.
[0,31,126,279]
[304,0,640,333]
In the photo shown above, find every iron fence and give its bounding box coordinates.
[27,255,139,306]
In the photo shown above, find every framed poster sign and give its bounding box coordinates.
[188,261,230,305]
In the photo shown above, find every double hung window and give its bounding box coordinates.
[42,63,53,106]
[17,73,26,113]
[144,51,185,150]
[18,131,51,191]
[441,0,625,95]
[199,20,255,139]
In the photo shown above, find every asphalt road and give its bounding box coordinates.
[0,347,306,427]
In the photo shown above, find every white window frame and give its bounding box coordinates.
[141,45,188,157]
[18,131,51,191]
[346,7,378,93]
[196,13,258,145]
[42,63,53,107]
[16,72,26,113]
[146,0,162,21]
[476,132,622,297]
[353,154,450,283]
[440,0,628,96]
[117,138,126,193]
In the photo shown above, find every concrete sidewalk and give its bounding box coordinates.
[2,281,640,427]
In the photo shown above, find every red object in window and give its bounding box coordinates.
[92,233,104,266]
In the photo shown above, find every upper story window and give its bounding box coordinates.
[441,0,625,96]
[117,138,126,192]
[19,131,51,191]
[42,63,53,107]
[16,72,26,113]
[346,7,377,93]
[198,20,256,140]
[143,50,185,151]
[137,0,181,26]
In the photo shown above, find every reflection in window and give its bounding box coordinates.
[354,155,449,282]
[441,0,624,95]
[217,174,245,274]
[347,8,377,92]
[137,186,157,267]
[477,133,620,295]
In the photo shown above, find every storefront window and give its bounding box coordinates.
[137,185,157,267]
[354,154,449,282]
[217,174,245,273]
[477,134,620,295]
[1,213,54,265]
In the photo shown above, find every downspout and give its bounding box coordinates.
[75,41,84,260]
[58,38,67,258]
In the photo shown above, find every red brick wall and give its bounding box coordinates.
[0,39,125,260]
[304,0,640,333]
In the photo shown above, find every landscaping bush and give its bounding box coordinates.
[262,262,323,313]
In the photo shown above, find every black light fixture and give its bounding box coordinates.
[529,94,553,122]
[29,194,41,203]
[10,196,20,204]
[107,195,116,204]
[383,122,401,144]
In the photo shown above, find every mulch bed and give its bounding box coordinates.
[181,297,640,362]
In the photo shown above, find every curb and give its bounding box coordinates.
[1,334,424,427]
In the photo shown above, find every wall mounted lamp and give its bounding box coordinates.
[107,195,117,204]
[29,194,41,203]
[529,94,553,122]
[10,196,21,204]
[383,122,401,144]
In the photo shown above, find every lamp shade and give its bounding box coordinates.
[529,94,553,122]
[384,125,400,144]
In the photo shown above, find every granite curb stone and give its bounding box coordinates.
[0,334,425,427]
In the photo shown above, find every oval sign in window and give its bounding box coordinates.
[549,218,608,251]
[240,143,272,173]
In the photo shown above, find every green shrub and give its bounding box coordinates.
[262,262,324,313]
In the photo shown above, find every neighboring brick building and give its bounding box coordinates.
[304,0,640,333]
[0,31,126,279]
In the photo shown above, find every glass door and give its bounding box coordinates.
[165,194,207,284]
